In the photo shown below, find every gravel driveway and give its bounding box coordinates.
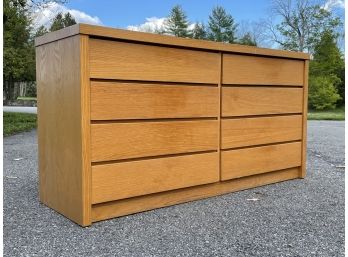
[4,121,344,257]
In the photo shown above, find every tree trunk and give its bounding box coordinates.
[4,76,16,103]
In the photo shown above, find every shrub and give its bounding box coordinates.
[309,75,341,110]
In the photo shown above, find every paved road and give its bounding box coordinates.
[3,106,37,114]
[4,121,344,257]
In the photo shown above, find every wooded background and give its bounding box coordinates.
[4,0,345,110]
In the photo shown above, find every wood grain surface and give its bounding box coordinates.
[90,81,219,120]
[300,60,309,178]
[89,39,220,83]
[79,35,92,225]
[92,152,219,204]
[222,87,303,117]
[221,142,302,180]
[221,115,302,149]
[36,35,91,226]
[91,167,300,222]
[223,54,304,85]
[91,120,218,162]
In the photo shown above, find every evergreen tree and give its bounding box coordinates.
[208,6,237,43]
[309,31,344,109]
[311,31,344,78]
[4,0,72,101]
[164,5,191,37]
[50,12,76,32]
[63,12,76,27]
[239,32,257,46]
[35,25,49,37]
[50,12,64,31]
[4,0,34,101]
[192,22,207,40]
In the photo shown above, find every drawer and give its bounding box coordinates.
[92,152,219,204]
[91,120,218,162]
[223,54,304,85]
[221,115,302,149]
[91,81,219,120]
[89,39,220,83]
[221,142,302,180]
[222,87,303,116]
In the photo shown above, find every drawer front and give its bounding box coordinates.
[89,39,220,83]
[92,152,219,204]
[91,81,219,120]
[222,87,303,117]
[221,115,302,149]
[223,54,304,85]
[91,120,218,162]
[221,142,302,180]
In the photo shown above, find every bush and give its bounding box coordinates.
[26,82,37,97]
[309,75,341,110]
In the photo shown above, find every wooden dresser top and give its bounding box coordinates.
[35,23,310,60]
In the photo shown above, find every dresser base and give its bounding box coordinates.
[91,167,301,223]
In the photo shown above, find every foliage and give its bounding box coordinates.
[310,30,344,104]
[3,0,34,101]
[50,12,76,32]
[208,6,237,43]
[192,22,207,40]
[3,0,77,101]
[239,32,257,46]
[4,112,37,136]
[268,0,346,111]
[309,30,344,108]
[272,0,342,53]
[35,25,49,36]
[308,75,341,110]
[24,82,37,97]
[311,32,344,75]
[164,5,191,37]
[337,64,345,105]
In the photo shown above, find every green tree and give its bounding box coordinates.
[309,30,344,108]
[35,25,48,36]
[208,6,237,43]
[164,5,191,37]
[308,76,341,110]
[239,32,257,46]
[271,0,342,53]
[3,0,34,101]
[310,31,344,77]
[63,12,75,26]
[50,12,64,31]
[50,12,76,32]
[192,22,207,40]
[3,0,70,101]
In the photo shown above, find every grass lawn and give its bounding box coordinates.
[4,112,37,136]
[308,107,345,121]
[17,97,37,101]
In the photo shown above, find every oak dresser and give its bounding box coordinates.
[35,24,309,226]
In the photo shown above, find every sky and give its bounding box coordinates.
[65,0,270,28]
[32,0,345,33]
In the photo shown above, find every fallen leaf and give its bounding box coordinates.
[246,198,259,201]
[5,176,18,179]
